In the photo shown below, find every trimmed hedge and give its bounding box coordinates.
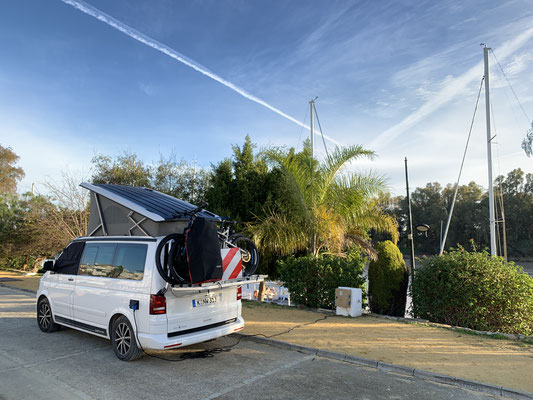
[278,252,366,309]
[368,241,408,316]
[411,249,533,335]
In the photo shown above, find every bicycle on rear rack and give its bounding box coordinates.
[217,217,259,276]
[155,204,259,285]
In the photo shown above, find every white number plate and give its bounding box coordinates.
[193,294,219,307]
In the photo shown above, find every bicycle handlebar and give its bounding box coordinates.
[183,201,209,217]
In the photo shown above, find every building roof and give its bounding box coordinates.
[80,182,219,222]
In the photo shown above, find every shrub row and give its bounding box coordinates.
[277,251,366,309]
[411,249,533,335]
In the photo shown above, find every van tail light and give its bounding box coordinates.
[150,294,166,315]
[236,286,242,301]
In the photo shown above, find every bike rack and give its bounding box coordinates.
[169,275,267,295]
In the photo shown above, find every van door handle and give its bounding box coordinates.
[68,278,74,282]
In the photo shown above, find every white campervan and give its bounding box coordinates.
[37,236,255,361]
[36,183,261,361]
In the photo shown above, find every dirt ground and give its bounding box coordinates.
[0,270,41,292]
[2,270,532,393]
[241,302,533,393]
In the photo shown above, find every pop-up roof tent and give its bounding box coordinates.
[80,183,220,237]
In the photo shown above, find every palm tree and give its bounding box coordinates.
[249,144,398,258]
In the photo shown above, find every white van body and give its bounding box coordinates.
[37,236,256,356]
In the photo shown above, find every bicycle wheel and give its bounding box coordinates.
[168,237,190,284]
[228,234,259,276]
[155,234,188,284]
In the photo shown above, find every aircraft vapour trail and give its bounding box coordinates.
[60,0,342,147]
[368,23,533,150]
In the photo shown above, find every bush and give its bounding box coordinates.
[368,241,408,316]
[411,248,533,335]
[278,251,366,309]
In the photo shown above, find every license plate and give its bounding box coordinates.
[192,294,219,307]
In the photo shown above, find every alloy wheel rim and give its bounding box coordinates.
[38,303,51,329]
[115,322,131,356]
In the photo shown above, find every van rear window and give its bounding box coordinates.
[79,243,147,280]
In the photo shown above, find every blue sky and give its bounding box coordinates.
[1,0,532,196]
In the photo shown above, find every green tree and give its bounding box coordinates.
[91,152,152,187]
[152,155,210,204]
[0,194,26,258]
[494,168,533,256]
[0,145,25,194]
[497,168,524,195]
[91,151,210,205]
[0,193,68,270]
[442,181,486,252]
[368,240,408,316]
[393,181,487,255]
[408,182,447,254]
[205,135,282,227]
[524,173,533,195]
[250,142,398,258]
[393,169,533,258]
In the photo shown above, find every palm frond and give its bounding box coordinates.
[317,145,375,202]
[252,144,396,257]
[248,210,309,256]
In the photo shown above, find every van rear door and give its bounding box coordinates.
[165,285,241,335]
[164,274,265,336]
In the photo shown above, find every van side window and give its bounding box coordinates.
[53,241,86,275]
[79,243,147,281]
[114,244,147,280]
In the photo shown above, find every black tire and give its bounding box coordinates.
[37,297,61,333]
[168,238,190,284]
[229,234,259,276]
[111,316,143,361]
[155,233,183,285]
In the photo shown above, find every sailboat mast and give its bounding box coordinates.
[483,45,497,256]
[310,99,315,158]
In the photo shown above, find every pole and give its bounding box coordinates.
[483,45,497,256]
[405,157,416,280]
[439,220,443,250]
[310,99,315,158]
[500,190,508,261]
[439,183,459,255]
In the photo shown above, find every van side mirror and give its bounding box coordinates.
[42,260,55,271]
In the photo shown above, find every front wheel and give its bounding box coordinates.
[111,316,143,361]
[229,234,259,276]
[37,297,61,333]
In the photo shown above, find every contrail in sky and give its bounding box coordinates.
[369,23,533,150]
[60,0,342,147]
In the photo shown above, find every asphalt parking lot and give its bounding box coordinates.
[0,286,502,400]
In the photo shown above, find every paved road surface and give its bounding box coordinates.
[0,286,501,400]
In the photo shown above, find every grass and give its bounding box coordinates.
[451,327,508,340]
[242,299,291,310]
[408,322,533,346]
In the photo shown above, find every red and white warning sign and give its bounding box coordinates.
[221,247,243,280]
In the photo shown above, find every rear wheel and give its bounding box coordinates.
[229,234,259,276]
[111,316,143,361]
[155,234,187,285]
[37,297,61,333]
